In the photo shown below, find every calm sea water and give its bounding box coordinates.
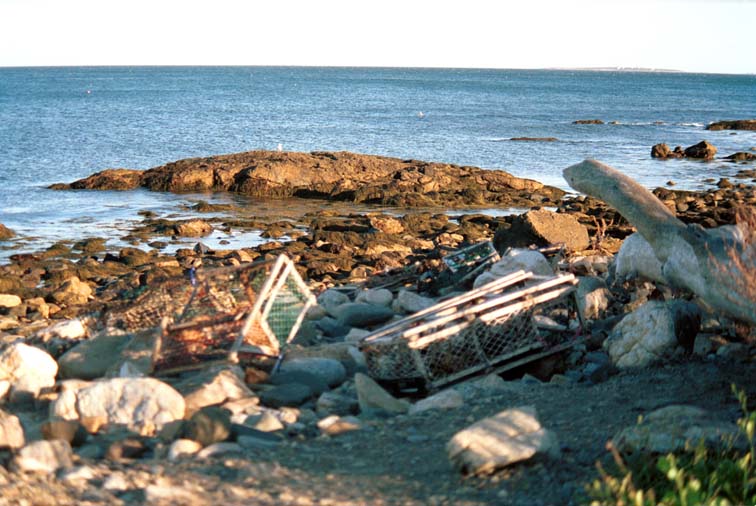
[1,66,755,260]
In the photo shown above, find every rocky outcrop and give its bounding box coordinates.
[51,151,565,208]
[0,223,14,240]
[650,143,683,159]
[706,119,756,131]
[573,119,604,125]
[684,140,717,160]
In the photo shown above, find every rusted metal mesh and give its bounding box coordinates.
[360,273,579,391]
[152,255,315,374]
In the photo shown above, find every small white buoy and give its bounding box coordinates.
[417,111,425,119]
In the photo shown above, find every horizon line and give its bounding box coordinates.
[0,63,754,76]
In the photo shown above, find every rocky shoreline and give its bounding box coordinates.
[0,150,754,505]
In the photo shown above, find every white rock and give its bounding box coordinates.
[102,472,130,492]
[355,288,394,307]
[354,373,409,415]
[167,439,203,461]
[14,440,73,473]
[50,377,185,435]
[60,465,98,484]
[613,232,665,283]
[0,294,21,308]
[393,290,436,314]
[196,442,243,459]
[447,406,559,474]
[576,276,611,320]
[253,411,285,432]
[172,366,255,417]
[37,319,87,341]
[409,389,464,415]
[0,409,25,450]
[604,301,678,368]
[0,342,58,401]
[474,249,553,288]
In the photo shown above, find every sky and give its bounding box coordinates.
[0,0,754,74]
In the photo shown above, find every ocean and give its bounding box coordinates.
[1,66,755,260]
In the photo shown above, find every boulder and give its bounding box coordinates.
[173,219,213,237]
[14,440,73,473]
[0,294,21,308]
[0,223,14,240]
[183,406,232,447]
[684,140,717,160]
[494,209,589,253]
[169,366,256,417]
[354,373,409,416]
[613,405,741,454]
[447,406,559,475]
[0,409,25,450]
[409,388,464,415]
[50,276,92,306]
[612,232,665,283]
[334,302,395,328]
[474,249,553,288]
[57,333,134,379]
[604,300,701,368]
[0,342,58,402]
[50,377,185,435]
[393,290,436,314]
[317,289,350,316]
[576,276,611,320]
[651,143,671,159]
[354,288,394,307]
[706,119,756,131]
[277,357,348,388]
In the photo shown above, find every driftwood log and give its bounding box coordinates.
[563,159,756,326]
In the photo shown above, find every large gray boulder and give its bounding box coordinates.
[447,406,559,475]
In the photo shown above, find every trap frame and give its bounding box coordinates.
[151,254,316,375]
[359,270,581,393]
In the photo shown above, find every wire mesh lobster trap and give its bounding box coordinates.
[359,270,581,393]
[151,254,316,375]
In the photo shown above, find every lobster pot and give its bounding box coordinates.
[152,255,315,375]
[360,271,579,392]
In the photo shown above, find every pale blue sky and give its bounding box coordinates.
[1,0,754,74]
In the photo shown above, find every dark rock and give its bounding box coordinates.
[684,140,717,160]
[315,316,351,338]
[183,406,232,447]
[494,209,589,252]
[268,371,330,396]
[335,302,395,328]
[105,437,148,461]
[725,152,756,162]
[706,119,756,131]
[572,119,604,124]
[509,137,559,142]
[651,143,671,158]
[259,383,313,408]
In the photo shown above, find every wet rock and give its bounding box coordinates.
[447,406,559,475]
[173,219,213,237]
[684,140,717,159]
[0,342,58,402]
[259,383,313,408]
[576,276,611,320]
[0,223,15,240]
[706,119,756,131]
[354,372,409,416]
[317,415,362,436]
[278,357,348,388]
[0,409,25,450]
[474,249,553,288]
[51,377,185,435]
[335,302,395,328]
[183,406,232,447]
[409,389,464,415]
[573,119,604,124]
[495,209,589,253]
[725,152,756,162]
[613,405,741,454]
[604,300,701,368]
[14,440,73,473]
[50,276,92,306]
[170,366,255,417]
[393,289,435,314]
